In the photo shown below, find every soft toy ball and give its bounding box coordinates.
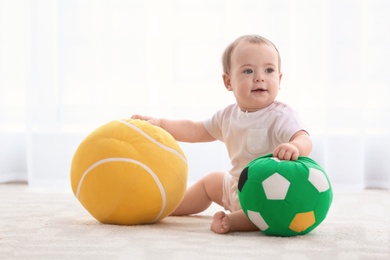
[238,154,332,236]
[70,119,188,225]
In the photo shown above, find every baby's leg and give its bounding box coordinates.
[171,172,224,216]
[211,210,259,234]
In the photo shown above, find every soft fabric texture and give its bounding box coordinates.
[70,119,188,225]
[202,102,308,212]
[238,154,332,236]
[203,101,308,179]
[1,183,389,259]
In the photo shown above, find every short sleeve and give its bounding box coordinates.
[274,106,309,143]
[203,109,225,142]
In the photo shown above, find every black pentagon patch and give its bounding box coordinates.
[238,167,249,192]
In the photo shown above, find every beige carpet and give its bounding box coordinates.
[0,183,389,259]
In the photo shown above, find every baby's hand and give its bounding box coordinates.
[273,143,299,161]
[131,114,161,127]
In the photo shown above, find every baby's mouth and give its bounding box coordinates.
[252,88,267,93]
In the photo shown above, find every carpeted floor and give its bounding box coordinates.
[0,183,389,259]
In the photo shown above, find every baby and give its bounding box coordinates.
[132,34,312,233]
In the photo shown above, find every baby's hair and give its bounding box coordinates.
[222,34,281,74]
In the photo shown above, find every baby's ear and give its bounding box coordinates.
[223,73,232,91]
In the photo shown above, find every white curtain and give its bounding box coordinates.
[1,0,389,191]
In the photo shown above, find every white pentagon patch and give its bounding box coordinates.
[262,173,290,200]
[271,157,281,162]
[247,210,269,231]
[308,168,330,192]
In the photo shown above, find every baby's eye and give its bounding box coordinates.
[265,68,274,74]
[243,69,253,74]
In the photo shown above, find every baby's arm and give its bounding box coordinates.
[273,130,312,161]
[131,114,215,143]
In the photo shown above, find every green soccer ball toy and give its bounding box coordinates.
[238,154,333,236]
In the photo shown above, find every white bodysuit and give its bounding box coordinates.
[203,101,308,212]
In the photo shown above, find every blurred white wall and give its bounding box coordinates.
[1,0,389,191]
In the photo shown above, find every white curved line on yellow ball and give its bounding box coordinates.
[76,157,166,223]
[118,119,187,163]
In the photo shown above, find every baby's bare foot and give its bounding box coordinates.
[210,211,230,234]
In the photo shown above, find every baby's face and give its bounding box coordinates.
[224,41,282,112]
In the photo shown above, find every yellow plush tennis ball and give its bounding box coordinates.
[70,119,188,225]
